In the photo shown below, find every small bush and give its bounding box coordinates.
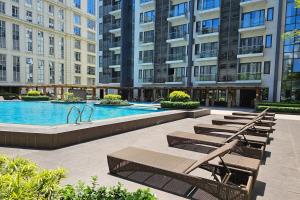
[257,105,300,113]
[169,91,191,102]
[0,92,18,100]
[22,96,50,101]
[257,102,300,108]
[27,90,41,96]
[63,92,80,102]
[104,94,122,100]
[99,99,130,106]
[161,101,200,109]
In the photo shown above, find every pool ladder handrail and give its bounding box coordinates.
[80,104,94,122]
[66,106,81,124]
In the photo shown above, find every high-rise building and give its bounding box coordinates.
[0,0,97,93]
[98,0,299,107]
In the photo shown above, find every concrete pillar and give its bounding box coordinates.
[205,89,209,107]
[227,88,231,108]
[53,87,57,97]
[140,89,145,102]
[236,89,240,107]
[61,87,64,99]
[92,88,96,100]
[152,89,156,102]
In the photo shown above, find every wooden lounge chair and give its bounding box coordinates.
[194,124,271,138]
[167,131,264,160]
[232,111,275,117]
[212,119,275,128]
[224,115,275,121]
[108,140,257,200]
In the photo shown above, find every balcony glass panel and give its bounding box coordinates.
[241,10,265,28]
[237,72,261,80]
[198,0,220,10]
[169,2,188,17]
[239,45,263,54]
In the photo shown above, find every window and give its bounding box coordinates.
[241,10,265,28]
[87,78,95,85]
[293,58,300,72]
[87,43,95,53]
[264,61,271,74]
[265,34,272,48]
[59,38,64,59]
[239,36,263,54]
[198,18,219,34]
[37,15,44,25]
[74,64,81,73]
[73,0,81,9]
[37,60,44,83]
[0,20,6,48]
[26,11,32,22]
[12,6,19,18]
[87,0,95,15]
[140,10,155,23]
[87,31,95,40]
[87,66,95,75]
[59,22,64,32]
[75,52,81,61]
[49,36,55,56]
[58,8,64,19]
[74,76,81,84]
[262,88,269,101]
[26,58,33,83]
[49,61,55,84]
[170,2,187,17]
[75,40,81,49]
[169,24,187,39]
[88,55,95,64]
[37,31,44,54]
[26,29,33,52]
[0,1,5,14]
[49,4,54,15]
[74,14,81,25]
[87,19,96,30]
[194,66,199,77]
[267,7,274,21]
[0,54,6,81]
[37,0,43,11]
[12,24,19,50]
[74,27,81,36]
[198,0,220,10]
[199,42,218,57]
[49,18,55,29]
[59,63,64,84]
[13,56,20,82]
[25,0,32,7]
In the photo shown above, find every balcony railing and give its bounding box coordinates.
[194,74,217,82]
[167,53,186,61]
[140,36,154,44]
[198,2,220,11]
[140,0,153,4]
[110,41,121,48]
[168,31,187,39]
[238,45,263,54]
[167,75,185,82]
[110,22,121,30]
[110,76,120,83]
[139,56,154,63]
[110,2,121,12]
[169,9,188,18]
[198,50,218,58]
[139,77,153,83]
[240,19,265,28]
[197,27,219,35]
[110,59,121,65]
[237,72,261,80]
[140,17,155,24]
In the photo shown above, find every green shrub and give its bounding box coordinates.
[0,154,66,200]
[257,102,300,108]
[27,90,41,96]
[257,105,300,113]
[161,101,200,109]
[169,91,191,102]
[63,92,80,102]
[99,99,130,106]
[104,94,122,100]
[0,92,18,100]
[22,96,50,101]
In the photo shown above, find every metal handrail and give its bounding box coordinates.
[152,97,164,104]
[66,106,81,124]
[80,104,94,122]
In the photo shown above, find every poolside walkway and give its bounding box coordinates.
[0,113,300,200]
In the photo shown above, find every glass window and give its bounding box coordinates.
[0,1,5,14]
[75,40,81,49]
[12,24,19,50]
[73,0,81,8]
[25,0,32,7]
[13,56,20,82]
[0,20,6,48]
[241,10,265,28]
[74,14,81,25]
[75,52,81,61]
[198,0,220,10]
[49,18,55,29]
[37,31,44,54]
[12,5,19,18]
[293,58,300,72]
[26,58,33,83]
[264,61,271,74]
[59,63,64,84]
[49,36,55,56]
[265,34,272,48]
[26,11,32,22]
[87,66,95,75]
[37,60,44,83]
[0,54,6,81]
[87,19,96,30]
[170,2,187,17]
[26,29,33,52]
[267,7,274,21]
[48,4,54,15]
[74,27,81,36]
[87,0,95,15]
[49,61,55,84]
[74,64,81,73]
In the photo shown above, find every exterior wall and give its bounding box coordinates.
[0,0,96,87]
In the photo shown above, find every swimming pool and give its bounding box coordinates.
[0,101,162,126]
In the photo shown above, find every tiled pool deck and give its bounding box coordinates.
[0,112,299,200]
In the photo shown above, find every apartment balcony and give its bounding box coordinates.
[166,53,186,64]
[240,0,267,8]
[236,72,262,83]
[167,10,189,23]
[140,18,155,27]
[196,27,219,39]
[139,37,154,46]
[165,75,186,84]
[194,74,217,84]
[138,77,153,84]
[239,20,266,33]
[198,5,220,14]
[109,22,121,35]
[140,0,154,7]
[139,57,154,65]
[110,76,120,83]
[109,2,121,18]
[109,58,121,68]
[195,50,218,61]
[109,41,121,51]
[166,31,187,43]
[237,45,264,58]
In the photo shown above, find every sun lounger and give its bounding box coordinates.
[167,131,264,160]
[0,96,4,101]
[224,115,275,121]
[212,119,275,128]
[194,124,271,138]
[232,111,275,117]
[108,140,257,200]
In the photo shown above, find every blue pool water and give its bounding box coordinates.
[0,101,162,126]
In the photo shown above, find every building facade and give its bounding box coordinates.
[97,0,299,107]
[0,0,97,94]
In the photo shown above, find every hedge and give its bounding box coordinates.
[257,105,300,113]
[0,92,18,100]
[160,101,200,109]
[169,91,191,102]
[22,96,50,101]
[27,90,41,96]
[104,94,122,100]
[257,102,300,108]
